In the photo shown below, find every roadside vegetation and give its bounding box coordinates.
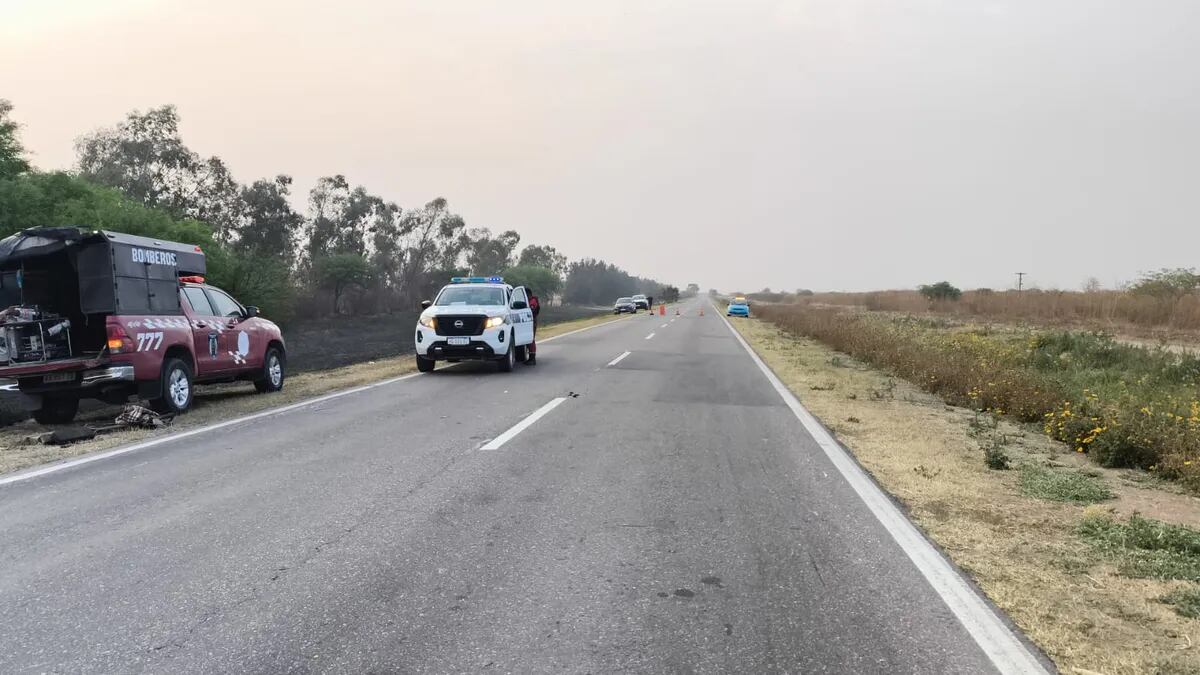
[728,315,1200,674]
[0,99,680,326]
[754,304,1200,490]
[746,269,1200,338]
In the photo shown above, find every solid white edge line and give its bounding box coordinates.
[644,332,655,340]
[0,313,631,487]
[480,397,567,450]
[606,350,632,367]
[716,308,1048,675]
[0,371,423,487]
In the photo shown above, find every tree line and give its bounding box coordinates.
[0,102,678,322]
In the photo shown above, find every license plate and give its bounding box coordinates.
[447,337,470,346]
[42,372,75,384]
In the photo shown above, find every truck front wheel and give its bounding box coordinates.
[498,338,515,372]
[416,354,435,372]
[254,347,285,393]
[151,358,194,415]
[33,396,79,425]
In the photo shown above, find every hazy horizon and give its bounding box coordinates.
[3,0,1198,293]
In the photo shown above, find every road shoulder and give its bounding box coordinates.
[728,316,1200,675]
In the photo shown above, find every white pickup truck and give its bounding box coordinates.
[413,277,536,372]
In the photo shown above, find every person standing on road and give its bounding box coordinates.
[647,295,654,315]
[527,289,540,364]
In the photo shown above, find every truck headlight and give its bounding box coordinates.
[483,316,505,329]
[418,316,436,329]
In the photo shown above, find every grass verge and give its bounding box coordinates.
[728,315,1200,675]
[754,304,1200,489]
[0,311,629,477]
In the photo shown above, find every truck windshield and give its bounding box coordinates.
[436,286,506,306]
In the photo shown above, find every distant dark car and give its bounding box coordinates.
[613,297,637,314]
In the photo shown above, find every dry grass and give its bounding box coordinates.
[801,289,1200,341]
[731,317,1200,675]
[754,304,1200,488]
[0,313,631,477]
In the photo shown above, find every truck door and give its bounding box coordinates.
[202,286,262,370]
[510,287,535,346]
[180,286,236,375]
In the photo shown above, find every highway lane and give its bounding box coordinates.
[0,300,1045,673]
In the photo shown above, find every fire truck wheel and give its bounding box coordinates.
[254,346,285,393]
[151,358,194,415]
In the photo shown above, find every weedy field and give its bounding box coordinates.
[754,304,1200,490]
[729,314,1200,675]
[798,288,1200,338]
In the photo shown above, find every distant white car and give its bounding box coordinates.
[632,294,649,310]
[414,277,536,372]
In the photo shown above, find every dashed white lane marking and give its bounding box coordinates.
[716,308,1049,675]
[607,351,632,367]
[480,397,567,451]
[645,332,656,340]
[0,314,630,487]
[660,323,668,328]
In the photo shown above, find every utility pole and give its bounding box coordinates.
[1016,272,1026,294]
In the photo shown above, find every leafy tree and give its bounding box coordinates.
[564,258,638,305]
[517,244,567,274]
[466,228,521,275]
[918,281,962,302]
[0,99,31,179]
[237,175,303,263]
[76,105,242,241]
[394,197,467,305]
[660,285,681,303]
[315,253,373,314]
[1129,268,1200,298]
[207,253,296,324]
[502,265,562,298]
[304,175,397,261]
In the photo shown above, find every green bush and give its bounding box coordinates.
[1019,466,1113,503]
[1160,586,1200,619]
[918,281,962,302]
[1080,513,1200,582]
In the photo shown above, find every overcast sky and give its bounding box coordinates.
[3,0,1198,292]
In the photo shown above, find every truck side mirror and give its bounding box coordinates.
[244,306,259,318]
[420,300,432,310]
[511,300,528,310]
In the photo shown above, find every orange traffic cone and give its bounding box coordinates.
[675,308,680,316]
[699,307,705,316]
[659,304,665,316]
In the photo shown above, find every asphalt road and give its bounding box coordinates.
[0,300,1046,674]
